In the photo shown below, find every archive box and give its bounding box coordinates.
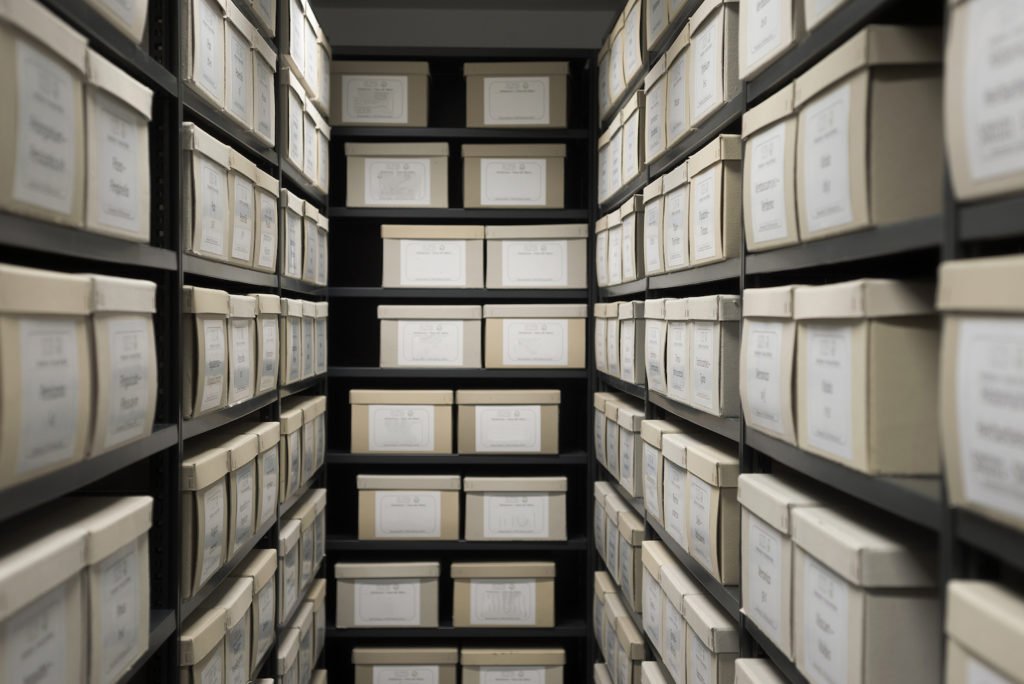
[335,562,441,628]
[598,116,623,204]
[378,304,483,368]
[294,601,313,682]
[302,98,318,182]
[804,0,846,30]
[381,224,485,289]
[603,591,628,671]
[662,162,690,272]
[644,56,669,164]
[315,109,330,193]
[225,2,254,130]
[276,627,298,684]
[218,577,253,684]
[184,0,226,108]
[277,519,301,622]
[227,294,257,406]
[945,581,1024,684]
[456,389,560,454]
[485,224,588,289]
[230,548,277,672]
[689,0,741,127]
[183,286,229,419]
[646,0,670,49]
[461,648,565,684]
[607,13,627,103]
[85,0,147,42]
[281,67,304,171]
[661,432,689,551]
[736,659,788,684]
[738,0,803,80]
[644,298,668,394]
[180,606,225,684]
[330,61,430,127]
[282,489,316,589]
[350,389,454,454]
[641,661,668,684]
[740,285,798,444]
[345,142,449,208]
[313,302,328,375]
[483,304,587,369]
[279,404,303,499]
[615,615,646,684]
[664,297,689,404]
[303,202,320,285]
[280,0,303,86]
[621,0,645,84]
[181,441,228,598]
[183,123,230,263]
[464,476,568,542]
[278,297,303,386]
[605,400,624,493]
[462,144,566,209]
[665,26,691,149]
[687,433,740,585]
[688,294,741,417]
[605,492,629,584]
[641,420,683,524]
[595,302,613,374]
[684,594,739,684]
[621,91,646,185]
[618,508,645,611]
[352,648,458,684]
[243,422,279,527]
[464,62,569,128]
[307,578,327,662]
[296,396,322,484]
[253,169,279,273]
[640,540,674,652]
[300,300,315,379]
[616,401,645,497]
[252,33,277,147]
[742,84,799,251]
[688,134,743,266]
[356,474,460,541]
[620,197,643,284]
[594,570,616,646]
[643,179,666,277]
[222,432,258,557]
[452,562,555,628]
[619,301,646,386]
[607,208,624,287]
[281,190,304,281]
[594,483,611,561]
[596,664,614,684]
[660,562,702,683]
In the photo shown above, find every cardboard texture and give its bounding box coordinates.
[735,658,789,684]
[740,285,798,444]
[356,474,461,541]
[945,580,1024,684]
[381,224,485,289]
[483,304,587,369]
[349,389,454,454]
[464,62,569,129]
[345,142,449,208]
[462,144,567,209]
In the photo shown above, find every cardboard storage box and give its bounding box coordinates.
[335,562,441,628]
[230,548,277,672]
[736,659,788,684]
[279,404,303,499]
[85,0,147,43]
[218,577,254,684]
[689,0,741,127]
[252,169,278,273]
[278,297,302,386]
[595,304,613,374]
[656,561,697,682]
[644,299,668,394]
[181,441,228,598]
[307,578,327,663]
[741,286,797,444]
[463,144,566,209]
[302,98,319,182]
[485,224,588,289]
[792,505,940,684]
[346,142,449,208]
[311,488,327,564]
[277,519,300,622]
[452,562,555,627]
[643,179,666,277]
[615,614,645,684]
[618,509,645,611]
[738,474,821,659]
[303,202,320,285]
[224,2,254,130]
[465,476,567,541]
[223,432,259,557]
[688,294,741,417]
[594,482,612,561]
[607,300,622,377]
[314,301,327,374]
[644,56,669,164]
[252,32,277,148]
[689,135,743,266]
[641,661,669,684]
[619,197,643,284]
[84,50,153,242]
[310,396,327,473]
[281,190,304,280]
[621,91,646,185]
[243,422,280,528]
[794,279,939,474]
[457,389,560,454]
[594,570,616,648]
[483,304,587,369]
[598,117,623,204]
[464,62,568,128]
[184,0,225,109]
[353,648,458,684]
[946,581,1024,684]
[738,0,803,80]
[665,27,691,150]
[183,286,229,419]
[619,301,646,386]
[250,295,280,397]
[382,224,485,289]
[607,208,624,287]
[616,401,645,497]
[664,298,689,404]
[378,304,483,368]
[356,474,461,540]
[227,294,257,406]
[280,0,304,90]
[687,434,740,584]
[794,25,942,241]
[301,299,315,379]
[604,492,629,585]
[276,627,298,684]
[331,61,430,127]
[742,84,799,251]
[684,594,739,684]
[662,163,690,272]
[641,420,682,524]
[183,123,230,262]
[350,389,454,454]
[640,540,674,653]
[180,606,225,684]
[604,400,623,487]
[294,601,314,682]
[661,432,689,552]
[281,67,304,172]
[622,0,645,84]
[462,648,566,684]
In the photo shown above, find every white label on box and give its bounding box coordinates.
[806,0,844,27]
[195,0,225,100]
[607,320,621,376]
[956,317,1024,520]
[646,320,666,394]
[227,27,251,123]
[624,2,643,78]
[610,130,623,191]
[259,318,278,391]
[502,318,569,366]
[667,321,689,402]
[399,240,467,286]
[620,429,636,492]
[689,476,713,569]
[200,482,226,586]
[801,83,854,233]
[745,0,784,69]
[502,240,569,287]
[197,158,228,257]
[484,493,550,538]
[664,186,689,269]
[594,409,606,461]
[484,77,551,126]
[691,321,717,410]
[642,568,662,647]
[226,617,248,684]
[644,198,664,274]
[286,432,300,490]
[667,51,688,142]
[691,168,718,262]
[233,462,255,551]
[608,227,623,285]
[256,583,274,657]
[804,323,854,460]
[260,446,279,525]
[966,657,1014,684]
[596,232,609,286]
[286,318,301,382]
[749,122,790,244]
[621,320,636,382]
[622,214,638,282]
[610,33,627,95]
[646,81,666,160]
[256,192,277,269]
[607,423,620,476]
[93,96,143,235]
[396,320,464,366]
[373,666,440,684]
[691,9,724,122]
[664,607,684,682]
[231,177,254,262]
[198,648,224,684]
[5,582,70,684]
[664,461,687,549]
[643,442,662,519]
[98,542,140,680]
[802,554,849,684]
[287,92,302,166]
[18,318,80,473]
[343,75,409,124]
[285,211,302,277]
[745,320,786,434]
[689,629,712,684]
[481,667,544,684]
[375,490,442,538]
[964,1,1024,182]
[254,61,274,141]
[229,320,253,402]
[476,404,542,452]
[103,316,150,448]
[623,113,641,181]
[365,158,432,206]
[471,579,536,625]
[354,579,422,626]
[746,513,784,643]
[481,158,547,206]
[368,405,436,451]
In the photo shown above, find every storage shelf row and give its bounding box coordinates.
[647,95,745,178]
[329,366,588,380]
[597,372,646,401]
[648,392,741,442]
[329,207,590,221]
[648,259,741,290]
[332,126,590,141]
[329,287,589,300]
[281,160,330,208]
[327,537,590,551]
[326,621,588,640]
[327,451,589,466]
[600,279,649,299]
[182,88,278,169]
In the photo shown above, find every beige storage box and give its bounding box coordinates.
[621,0,646,84]
[457,389,560,455]
[594,482,612,562]
[596,663,614,684]
[598,40,611,119]
[302,202,320,286]
[452,561,555,628]
[938,255,1024,531]
[598,116,623,204]
[302,98,319,182]
[350,389,454,454]
[252,32,277,148]
[85,0,148,43]
[314,302,328,375]
[223,432,259,557]
[604,400,623,484]
[227,294,257,406]
[346,142,449,208]
[646,0,671,49]
[664,298,690,404]
[689,135,743,266]
[483,303,587,369]
[357,474,461,540]
[792,505,940,684]
[224,3,254,130]
[665,27,691,149]
[382,224,485,289]
[180,606,226,684]
[184,0,226,109]
[281,68,305,172]
[794,279,940,474]
[315,213,329,286]
[736,658,789,684]
[331,61,430,127]
[607,208,624,287]
[277,519,301,623]
[739,0,803,80]
[88,275,157,456]
[251,294,280,395]
[619,301,646,386]
[183,123,231,262]
[687,434,740,585]
[300,299,316,379]
[946,581,1024,684]
[689,0,741,126]
[642,179,666,277]
[84,50,153,242]
[662,163,690,272]
[603,302,620,376]
[353,648,458,684]
[684,594,739,684]
[688,294,741,417]
[294,601,314,682]
[738,474,821,659]
[279,405,303,499]
[640,541,674,653]
[742,84,800,251]
[278,297,303,386]
[594,304,612,374]
[594,570,616,649]
[242,422,279,528]
[463,144,566,209]
[281,190,304,281]
[620,92,646,185]
[661,432,689,552]
[644,299,668,394]
[615,615,645,684]
[310,487,328,565]
[660,562,702,684]
[617,509,645,612]
[604,493,629,585]
[616,401,645,498]
[641,661,669,684]
[644,56,669,164]
[253,170,279,273]
[619,196,643,284]
[794,25,942,241]
[464,62,568,128]
[641,420,683,525]
[218,576,254,684]
[183,286,229,419]
[740,286,798,444]
[230,548,277,672]
[181,441,229,598]
[275,627,298,684]
[462,648,565,684]
[602,591,628,670]
[307,577,327,662]
[465,476,567,541]
[592,214,607,290]
[335,562,441,628]
[378,304,483,368]
[485,224,588,289]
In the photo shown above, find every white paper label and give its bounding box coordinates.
[256,192,277,269]
[197,158,228,257]
[804,323,854,460]
[620,429,637,495]
[664,607,684,682]
[691,321,717,410]
[642,568,662,648]
[621,320,636,382]
[624,2,643,78]
[606,423,620,479]
[607,319,621,377]
[225,616,249,684]
[368,405,435,451]
[646,320,667,394]
[259,447,279,525]
[484,77,551,126]
[365,158,431,206]
[375,490,442,538]
[689,476,713,569]
[966,657,1014,684]
[502,240,569,287]
[259,318,278,392]
[801,83,854,233]
[228,320,253,403]
[667,321,689,403]
[287,91,302,166]
[691,168,718,262]
[667,51,688,142]
[286,318,301,382]
[644,198,664,274]
[92,95,143,235]
[749,122,790,243]
[396,320,464,366]
[476,405,542,452]
[233,462,255,552]
[610,32,627,95]
[623,113,641,182]
[373,665,440,684]
[502,318,569,366]
[609,130,623,192]
[745,0,785,69]
[18,319,80,473]
[483,493,550,538]
[481,158,547,206]
[594,409,606,461]
[285,211,302,278]
[481,667,545,684]
[646,80,666,160]
[746,514,784,643]
[195,0,225,102]
[254,60,274,141]
[5,583,70,684]
[664,187,689,269]
[98,542,141,681]
[596,232,609,286]
[643,442,662,519]
[343,75,409,124]
[689,628,713,684]
[227,26,251,124]
[608,227,623,285]
[399,240,467,286]
[664,461,687,549]
[802,554,849,684]
[256,583,275,658]
[691,10,724,121]
[199,482,226,586]
[231,177,254,262]
[622,214,638,282]
[354,580,422,626]
[470,580,536,625]
[745,320,786,434]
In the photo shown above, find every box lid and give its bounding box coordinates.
[284,189,305,214]
[946,580,1024,679]
[464,61,569,76]
[0,263,90,316]
[62,496,152,564]
[641,540,674,577]
[310,672,325,684]
[684,594,740,653]
[278,519,301,553]
[618,509,644,544]
[181,443,229,490]
[280,297,304,317]
[382,224,485,239]
[89,275,157,314]
[688,134,743,176]
[279,406,303,433]
[688,294,741,321]
[231,548,277,589]
[1,0,87,73]
[735,658,788,684]
[180,606,226,665]
[660,561,702,611]
[794,25,942,107]
[937,254,1024,313]
[742,83,794,139]
[306,577,327,605]
[315,301,329,318]
[456,389,560,405]
[793,279,935,320]
[462,143,567,159]
[603,398,621,422]
[643,177,664,204]
[484,224,588,240]
[461,648,566,666]
[665,22,691,65]
[618,300,644,321]
[691,0,738,31]
[615,614,645,657]
[737,474,822,535]
[352,648,459,665]
[450,561,555,579]
[664,298,688,321]
[345,142,449,157]
[332,60,430,76]
[644,54,668,90]
[791,506,936,588]
[357,474,461,491]
[241,422,280,453]
[464,476,567,493]
[640,419,682,449]
[218,576,253,626]
[86,49,153,120]
[594,480,613,505]
[743,286,795,319]
[483,303,587,318]
[663,162,689,192]
[304,201,321,220]
[644,298,667,319]
[254,167,279,196]
[251,293,281,316]
[595,570,616,595]
[604,591,626,621]
[616,402,645,431]
[621,91,645,120]
[0,522,85,623]
[229,294,257,319]
[618,195,643,219]
[183,285,230,316]
[661,432,688,468]
[349,389,454,405]
[335,561,441,579]
[641,661,670,684]
[595,663,614,684]
[229,149,258,181]
[277,628,299,672]
[183,123,230,167]
[686,435,740,487]
[223,432,259,470]
[596,216,610,233]
[280,66,302,96]
[253,31,276,67]
[378,304,482,320]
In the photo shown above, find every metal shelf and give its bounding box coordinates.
[329,366,588,379]
[280,276,326,296]
[333,127,589,140]
[280,375,327,399]
[183,255,280,288]
[956,510,1024,573]
[648,392,741,442]
[327,536,589,551]
[329,207,590,221]
[745,620,809,684]
[182,87,278,168]
[113,609,178,684]
[648,95,745,178]
[327,621,588,639]
[600,279,649,299]
[182,392,278,441]
[329,287,588,300]
[600,470,646,519]
[959,194,1024,243]
[648,259,742,290]
[279,478,316,518]
[597,372,646,401]
[328,450,588,466]
[600,169,650,214]
[746,431,943,531]
[282,161,329,208]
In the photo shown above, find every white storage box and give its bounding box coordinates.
[218,577,253,684]
[464,476,567,541]
[316,213,329,286]
[461,648,565,684]
[619,196,643,284]
[381,224,485,289]
[353,648,458,684]
[662,163,690,272]
[184,0,226,109]
[619,301,646,386]
[644,299,668,394]
[687,433,740,585]
[485,224,588,289]
[452,562,555,628]
[618,508,645,612]
[593,394,617,469]
[183,286,229,419]
[463,144,566,209]
[464,61,569,128]
[660,556,705,683]
[280,0,304,85]
[315,26,331,118]
[181,442,229,598]
[603,587,628,670]
[483,304,587,369]
[616,402,645,498]
[276,628,298,684]
[251,0,276,40]
[644,56,669,164]
[314,301,327,374]
[621,92,646,185]
[227,294,257,405]
[457,389,560,455]
[665,27,691,150]
[639,541,673,653]
[689,0,741,127]
[615,614,645,684]
[349,389,454,454]
[945,580,1024,684]
[689,135,743,266]
[594,483,611,562]
[85,0,148,43]
[300,300,315,380]
[664,297,690,404]
[279,405,303,499]
[243,423,279,528]
[307,578,327,662]
[281,190,304,280]
[221,432,258,559]
[227,150,257,267]
[740,286,798,444]
[183,123,231,262]
[356,474,461,541]
[642,178,666,277]
[277,519,301,623]
[278,297,303,386]
[688,294,741,417]
[330,61,430,127]
[684,594,739,684]
[646,0,670,49]
[315,98,331,193]
[281,68,305,171]
[598,43,612,120]
[661,432,689,552]
[294,601,314,683]
[641,420,682,525]
[302,96,318,182]
[224,3,254,130]
[742,84,799,251]
[596,663,614,684]
[738,0,803,80]
[378,304,483,368]
[252,32,277,147]
[346,142,449,208]
[251,294,280,395]
[180,606,226,684]
[607,14,628,103]
[230,548,277,674]
[253,169,279,273]
[282,491,317,592]
[594,570,616,648]
[335,562,441,628]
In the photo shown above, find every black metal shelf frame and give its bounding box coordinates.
[600,278,649,298]
[328,287,589,300]
[597,372,646,401]
[328,450,589,466]
[330,366,589,379]
[333,126,590,140]
[329,207,591,221]
[327,621,589,640]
